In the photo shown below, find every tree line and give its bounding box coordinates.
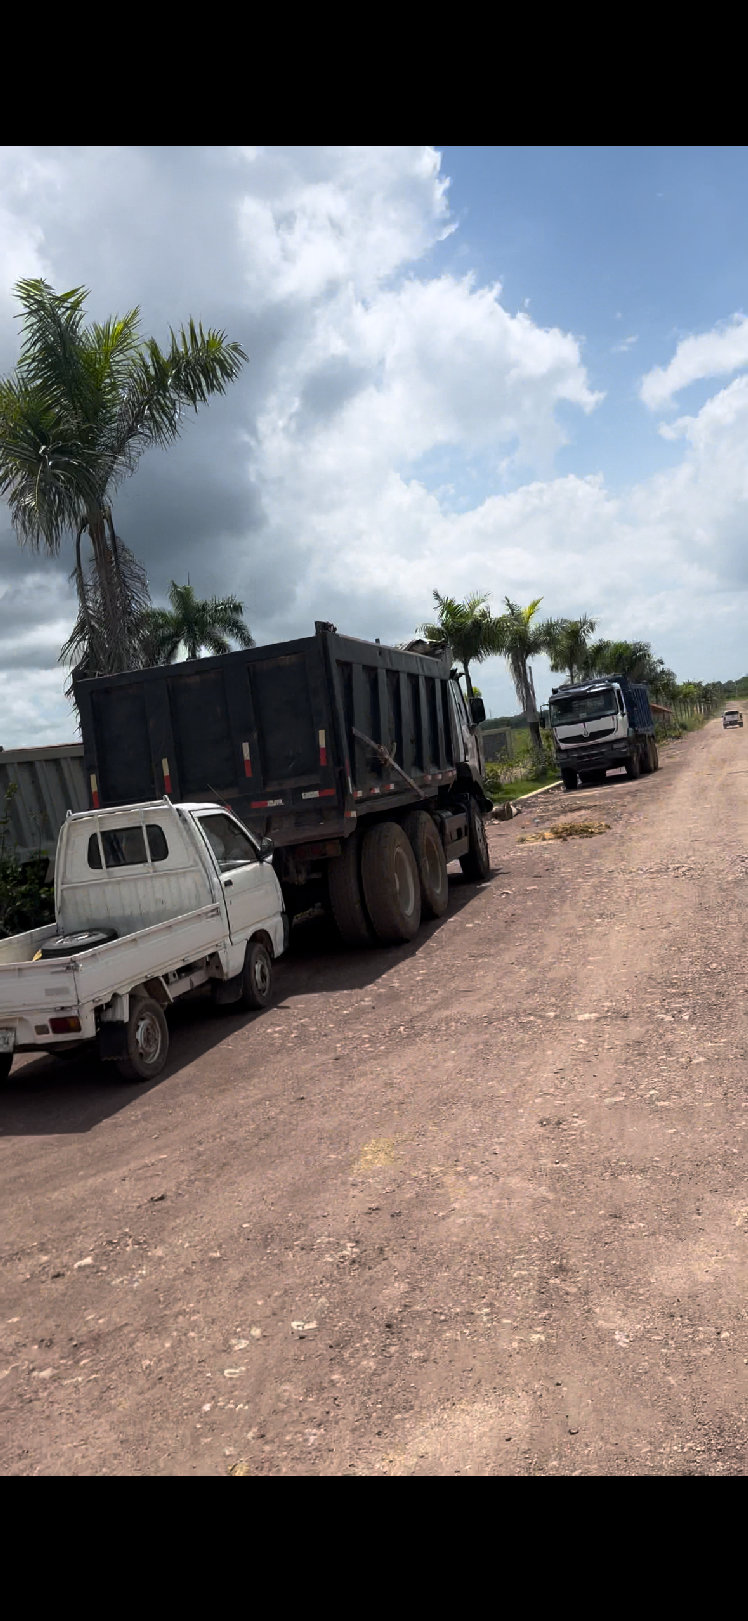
[416,591,726,767]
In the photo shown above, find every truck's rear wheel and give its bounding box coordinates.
[625,751,641,779]
[641,739,653,774]
[115,997,169,1083]
[327,836,373,946]
[402,810,449,918]
[561,768,577,792]
[651,740,659,771]
[0,1053,13,1083]
[239,940,273,1010]
[459,798,491,883]
[361,822,421,944]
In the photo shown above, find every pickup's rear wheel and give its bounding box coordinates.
[40,928,118,960]
[116,997,169,1083]
[361,822,421,944]
[402,810,449,918]
[459,798,491,883]
[327,836,373,946]
[0,1053,13,1083]
[239,940,273,1009]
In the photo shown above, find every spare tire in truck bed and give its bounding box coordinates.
[40,928,118,959]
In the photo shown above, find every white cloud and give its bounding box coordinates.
[1,146,748,743]
[640,312,748,409]
[612,334,638,353]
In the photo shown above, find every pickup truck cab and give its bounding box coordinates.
[723,709,743,728]
[0,799,287,1083]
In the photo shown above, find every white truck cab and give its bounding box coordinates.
[0,800,287,1084]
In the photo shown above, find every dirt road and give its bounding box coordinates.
[1,719,746,1475]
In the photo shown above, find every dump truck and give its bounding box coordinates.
[73,622,493,948]
[548,674,658,790]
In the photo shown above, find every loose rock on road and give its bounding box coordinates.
[1,718,746,1474]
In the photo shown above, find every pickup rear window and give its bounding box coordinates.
[88,825,169,869]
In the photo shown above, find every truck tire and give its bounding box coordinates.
[327,835,373,946]
[239,940,273,1010]
[641,738,653,774]
[40,928,118,959]
[115,997,169,1083]
[361,822,421,944]
[459,798,491,883]
[625,750,641,779]
[651,740,659,771]
[0,1053,13,1083]
[561,768,577,792]
[401,810,449,918]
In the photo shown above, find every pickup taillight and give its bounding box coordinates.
[50,1016,82,1034]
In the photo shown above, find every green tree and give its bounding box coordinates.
[141,581,254,663]
[544,614,597,684]
[418,590,504,696]
[494,597,553,767]
[0,278,247,682]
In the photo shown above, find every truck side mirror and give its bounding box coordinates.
[259,837,274,862]
[469,697,486,724]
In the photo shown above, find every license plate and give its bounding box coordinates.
[0,1030,15,1053]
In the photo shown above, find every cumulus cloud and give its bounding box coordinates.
[640,313,748,409]
[0,145,747,745]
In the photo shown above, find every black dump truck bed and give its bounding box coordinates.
[75,622,464,849]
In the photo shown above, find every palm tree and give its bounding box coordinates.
[142,581,254,663]
[0,278,247,682]
[544,615,597,685]
[418,590,504,696]
[494,597,553,767]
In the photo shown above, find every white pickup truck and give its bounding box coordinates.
[0,799,288,1083]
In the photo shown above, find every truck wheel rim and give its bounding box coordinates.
[393,846,416,916]
[254,955,270,995]
[135,1011,162,1064]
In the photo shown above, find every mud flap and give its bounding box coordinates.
[98,1022,129,1061]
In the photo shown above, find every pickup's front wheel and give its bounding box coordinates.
[239,940,273,1010]
[116,997,169,1083]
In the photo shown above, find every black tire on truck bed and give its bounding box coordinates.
[459,798,491,883]
[401,809,449,918]
[40,928,118,959]
[361,821,421,945]
[327,835,373,947]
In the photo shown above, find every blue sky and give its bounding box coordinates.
[1,145,748,740]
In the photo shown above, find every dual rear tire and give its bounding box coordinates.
[327,801,488,948]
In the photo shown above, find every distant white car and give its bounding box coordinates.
[0,799,287,1083]
[723,710,743,728]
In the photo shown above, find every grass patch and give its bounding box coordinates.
[488,770,560,804]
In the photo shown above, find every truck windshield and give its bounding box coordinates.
[549,690,619,726]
